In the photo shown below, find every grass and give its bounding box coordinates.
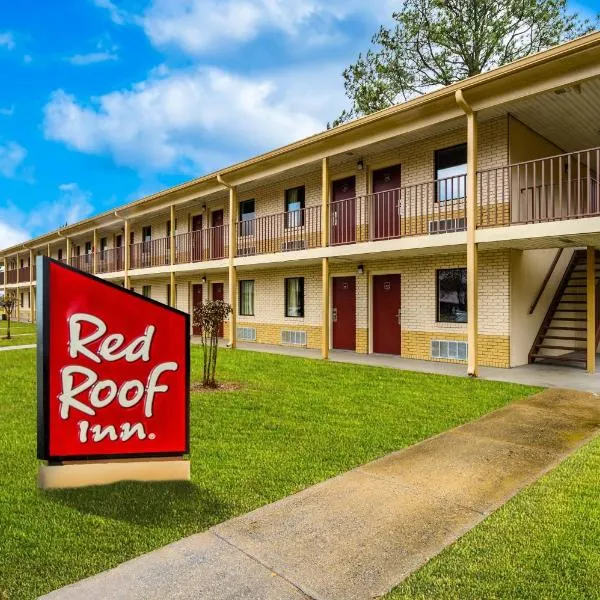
[0,346,540,599]
[387,435,600,600]
[0,334,36,347]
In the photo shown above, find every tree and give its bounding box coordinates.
[1,291,17,340]
[192,299,232,387]
[332,0,598,126]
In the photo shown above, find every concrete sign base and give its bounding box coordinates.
[38,458,190,489]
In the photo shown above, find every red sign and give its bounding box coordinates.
[37,257,189,461]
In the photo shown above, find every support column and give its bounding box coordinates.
[29,249,34,323]
[587,246,596,374]
[456,90,479,376]
[321,158,329,248]
[66,238,71,265]
[228,186,238,348]
[93,229,98,275]
[123,220,130,288]
[3,257,7,301]
[170,205,176,307]
[322,257,330,359]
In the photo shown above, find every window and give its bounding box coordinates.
[437,268,467,323]
[20,293,24,308]
[285,186,305,228]
[142,285,151,298]
[166,284,171,306]
[76,245,81,257]
[239,280,255,315]
[285,277,304,317]
[129,231,135,245]
[85,241,92,255]
[100,237,108,252]
[239,199,256,236]
[435,144,467,202]
[142,226,152,242]
[166,219,177,237]
[57,248,63,261]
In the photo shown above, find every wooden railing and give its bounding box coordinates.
[18,266,30,281]
[130,238,170,269]
[175,225,229,264]
[97,247,124,273]
[69,255,93,273]
[236,206,321,257]
[6,269,17,284]
[329,175,467,246]
[477,147,600,228]
[0,271,4,285]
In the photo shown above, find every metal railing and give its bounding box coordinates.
[97,247,124,273]
[130,237,170,269]
[477,147,600,227]
[329,175,467,245]
[17,266,30,281]
[236,206,321,257]
[69,255,93,273]
[6,270,17,284]
[175,225,229,264]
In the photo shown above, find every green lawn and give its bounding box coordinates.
[0,347,540,599]
[0,321,36,337]
[387,434,600,600]
[0,333,36,347]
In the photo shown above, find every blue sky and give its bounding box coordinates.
[0,0,598,249]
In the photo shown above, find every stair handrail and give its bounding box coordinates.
[529,249,564,315]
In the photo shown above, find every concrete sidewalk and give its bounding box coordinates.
[43,388,600,600]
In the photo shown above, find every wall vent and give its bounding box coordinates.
[281,240,306,252]
[431,340,468,361]
[281,330,307,346]
[237,327,256,341]
[428,217,466,234]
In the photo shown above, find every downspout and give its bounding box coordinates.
[455,89,479,376]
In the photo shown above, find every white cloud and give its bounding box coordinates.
[67,51,118,66]
[0,142,27,179]
[0,32,15,50]
[0,221,28,250]
[91,0,127,24]
[43,63,346,174]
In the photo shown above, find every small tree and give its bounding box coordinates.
[1,291,17,340]
[192,299,232,387]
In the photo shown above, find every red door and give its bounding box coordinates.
[191,214,203,262]
[373,274,401,354]
[332,276,356,350]
[211,210,224,259]
[192,284,203,335]
[330,177,356,245]
[212,282,224,337]
[372,165,401,240]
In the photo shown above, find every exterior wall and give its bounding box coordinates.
[509,247,575,366]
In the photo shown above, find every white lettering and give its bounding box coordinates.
[120,422,147,441]
[90,424,118,442]
[59,366,98,419]
[90,380,118,409]
[145,362,178,417]
[98,334,126,361]
[68,313,107,364]
[125,326,155,363]
[78,420,89,443]
[118,380,145,408]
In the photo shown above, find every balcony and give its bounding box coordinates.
[236,205,321,257]
[69,255,93,273]
[477,147,600,228]
[97,247,124,274]
[175,225,229,264]
[130,238,171,270]
[18,266,30,282]
[0,271,3,285]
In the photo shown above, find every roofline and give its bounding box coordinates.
[3,30,600,256]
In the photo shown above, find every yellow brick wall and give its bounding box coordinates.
[236,322,322,350]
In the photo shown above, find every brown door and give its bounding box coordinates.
[191,214,203,262]
[332,276,356,350]
[330,177,356,245]
[372,165,401,240]
[211,210,224,259]
[373,274,401,354]
[212,282,224,337]
[192,284,203,335]
[115,234,123,270]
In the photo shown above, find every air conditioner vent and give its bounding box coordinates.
[431,340,468,361]
[428,218,466,234]
[281,330,307,346]
[237,327,256,341]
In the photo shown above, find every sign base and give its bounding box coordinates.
[38,458,190,489]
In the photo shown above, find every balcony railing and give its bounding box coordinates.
[175,225,229,264]
[6,270,17,284]
[329,175,467,245]
[18,266,30,282]
[97,247,124,274]
[0,271,3,285]
[69,255,93,273]
[236,206,321,257]
[130,238,171,270]
[477,147,600,228]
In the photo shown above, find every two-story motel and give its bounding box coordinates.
[4,33,600,376]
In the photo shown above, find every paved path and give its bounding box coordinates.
[0,343,35,352]
[43,388,600,600]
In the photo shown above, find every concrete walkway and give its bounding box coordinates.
[43,388,600,600]
[0,343,35,352]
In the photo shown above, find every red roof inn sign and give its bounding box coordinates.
[36,256,190,488]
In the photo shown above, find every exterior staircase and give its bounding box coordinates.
[529,250,600,369]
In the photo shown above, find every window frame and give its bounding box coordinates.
[284,277,305,318]
[239,199,256,237]
[434,143,467,203]
[284,186,305,229]
[142,285,151,298]
[436,268,468,324]
[239,279,255,316]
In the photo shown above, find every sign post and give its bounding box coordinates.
[36,256,190,489]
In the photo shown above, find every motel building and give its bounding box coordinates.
[4,33,600,377]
